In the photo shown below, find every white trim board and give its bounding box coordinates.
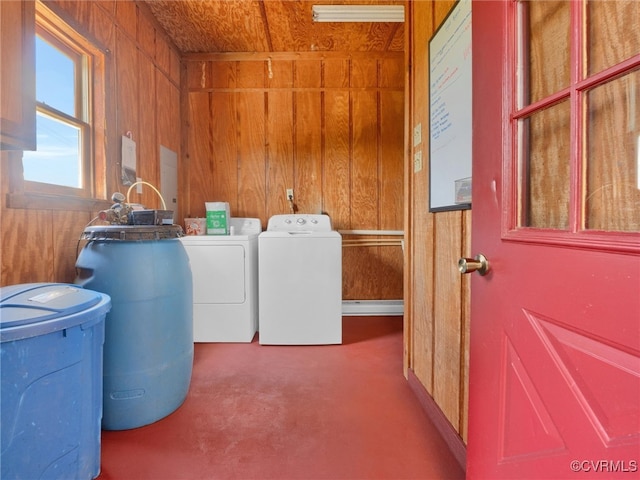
[342,300,404,316]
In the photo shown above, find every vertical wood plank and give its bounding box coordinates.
[1,207,54,284]
[351,58,378,88]
[268,60,293,89]
[433,211,463,429]
[136,5,155,59]
[115,0,136,38]
[186,92,212,218]
[380,89,404,298]
[461,209,472,443]
[237,91,266,219]
[295,60,321,88]
[52,210,91,282]
[295,91,323,214]
[323,90,350,229]
[115,29,138,175]
[237,61,265,89]
[351,90,378,229]
[157,73,180,153]
[210,92,237,211]
[210,61,236,89]
[323,58,349,88]
[266,91,294,221]
[132,49,157,208]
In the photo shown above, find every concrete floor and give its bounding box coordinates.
[98,316,464,480]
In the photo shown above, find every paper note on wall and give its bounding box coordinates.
[121,135,137,186]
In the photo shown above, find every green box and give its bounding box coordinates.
[206,210,228,234]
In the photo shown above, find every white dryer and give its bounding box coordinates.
[258,214,342,345]
[180,218,261,342]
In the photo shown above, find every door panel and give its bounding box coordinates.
[467,1,640,478]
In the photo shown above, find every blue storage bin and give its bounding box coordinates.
[75,225,193,430]
[0,283,110,480]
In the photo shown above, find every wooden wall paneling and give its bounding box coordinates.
[133,50,158,209]
[89,2,115,50]
[295,60,321,89]
[50,0,90,28]
[210,92,238,212]
[350,90,378,229]
[268,60,294,89]
[408,0,433,384]
[1,0,182,287]
[155,29,172,79]
[169,47,180,86]
[115,0,136,38]
[210,61,236,89]
[322,90,350,229]
[379,94,404,230]
[435,0,456,24]
[136,4,155,59]
[461,209,472,443]
[87,3,118,195]
[349,89,380,298]
[433,211,463,429]
[237,60,265,89]
[157,73,180,158]
[1,207,54,284]
[295,91,323,214]
[187,60,211,90]
[115,29,139,186]
[93,1,115,17]
[0,0,35,151]
[379,57,404,92]
[156,74,181,217]
[187,52,404,300]
[323,58,350,89]
[237,91,266,219]
[265,91,294,223]
[379,90,404,299]
[52,210,90,282]
[351,57,378,89]
[186,92,212,218]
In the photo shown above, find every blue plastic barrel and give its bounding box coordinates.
[1,283,110,480]
[75,225,193,430]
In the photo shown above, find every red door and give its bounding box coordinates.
[467,1,640,478]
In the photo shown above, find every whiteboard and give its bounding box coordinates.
[429,0,472,212]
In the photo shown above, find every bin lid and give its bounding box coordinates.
[0,283,103,329]
[81,225,183,241]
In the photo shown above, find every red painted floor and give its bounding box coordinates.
[98,316,465,480]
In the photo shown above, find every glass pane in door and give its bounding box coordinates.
[520,100,571,229]
[521,0,570,106]
[588,0,640,75]
[585,70,640,232]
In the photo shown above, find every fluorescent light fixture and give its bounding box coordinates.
[312,5,405,23]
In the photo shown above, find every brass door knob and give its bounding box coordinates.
[458,253,490,276]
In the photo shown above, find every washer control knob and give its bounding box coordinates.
[311,219,318,224]
[296,218,306,225]
[284,219,292,224]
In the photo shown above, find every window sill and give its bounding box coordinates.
[7,192,111,212]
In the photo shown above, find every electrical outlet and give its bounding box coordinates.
[286,188,294,200]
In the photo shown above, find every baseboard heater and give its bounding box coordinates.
[342,300,404,316]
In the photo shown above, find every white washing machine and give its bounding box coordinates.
[180,218,261,342]
[258,214,342,345]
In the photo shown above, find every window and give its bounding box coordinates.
[20,1,105,200]
[511,0,640,243]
